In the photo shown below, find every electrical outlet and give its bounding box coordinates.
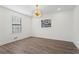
[14,36,18,39]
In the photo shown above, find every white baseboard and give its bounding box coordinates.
[0,36,31,46]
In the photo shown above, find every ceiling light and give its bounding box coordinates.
[57,8,61,11]
[33,5,41,17]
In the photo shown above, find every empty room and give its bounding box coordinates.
[0,5,79,54]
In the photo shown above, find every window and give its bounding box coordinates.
[12,16,22,33]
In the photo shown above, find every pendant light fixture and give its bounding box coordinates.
[33,5,41,17]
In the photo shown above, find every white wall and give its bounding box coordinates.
[0,6,32,45]
[32,10,73,42]
[73,6,79,49]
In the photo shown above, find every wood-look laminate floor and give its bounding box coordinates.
[0,37,79,54]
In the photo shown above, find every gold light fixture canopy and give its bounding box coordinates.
[33,5,41,17]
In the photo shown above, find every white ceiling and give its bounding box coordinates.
[2,5,75,16]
